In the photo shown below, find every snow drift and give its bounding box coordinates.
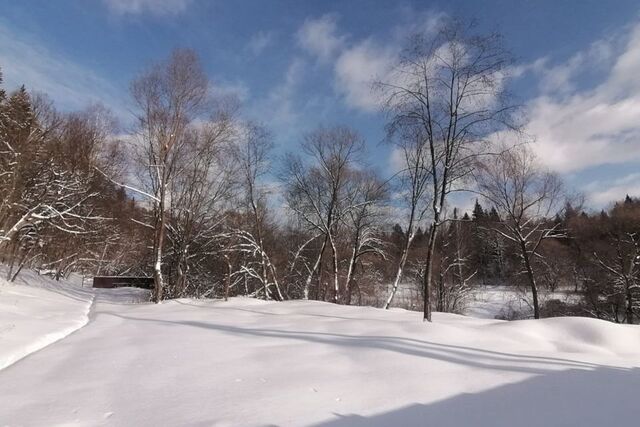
[0,269,94,370]
[0,277,639,426]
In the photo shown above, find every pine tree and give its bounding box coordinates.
[472,199,486,221]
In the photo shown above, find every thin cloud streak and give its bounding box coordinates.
[0,22,129,120]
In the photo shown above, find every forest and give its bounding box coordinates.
[1,21,639,325]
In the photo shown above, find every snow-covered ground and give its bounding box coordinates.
[465,285,583,319]
[1,274,639,426]
[0,269,96,370]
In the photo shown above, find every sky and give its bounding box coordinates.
[1,0,640,210]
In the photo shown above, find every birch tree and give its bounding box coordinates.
[434,208,476,313]
[383,127,431,308]
[165,115,236,297]
[342,170,387,304]
[283,126,364,301]
[475,145,564,319]
[228,122,284,300]
[130,49,208,302]
[379,20,518,321]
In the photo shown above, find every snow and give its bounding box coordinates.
[0,269,94,370]
[1,274,640,426]
[465,285,583,319]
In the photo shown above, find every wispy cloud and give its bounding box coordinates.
[214,79,250,103]
[334,39,394,111]
[0,21,128,118]
[296,11,446,112]
[247,31,274,56]
[523,21,640,173]
[297,14,345,62]
[583,172,640,206]
[249,57,306,144]
[103,0,192,16]
[263,58,305,128]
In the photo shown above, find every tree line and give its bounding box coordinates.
[1,20,638,323]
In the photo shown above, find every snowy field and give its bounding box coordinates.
[1,274,640,426]
[464,285,584,319]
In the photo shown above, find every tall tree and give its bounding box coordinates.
[229,122,284,300]
[383,128,432,309]
[130,49,208,302]
[342,170,387,304]
[379,19,518,321]
[283,126,364,301]
[475,145,564,319]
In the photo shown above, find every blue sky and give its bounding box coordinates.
[2,0,640,210]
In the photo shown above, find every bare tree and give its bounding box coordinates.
[342,170,387,304]
[0,89,110,280]
[592,232,640,324]
[573,199,640,324]
[165,114,236,298]
[283,126,364,301]
[383,128,431,309]
[130,49,208,302]
[228,122,284,300]
[379,20,518,321]
[475,145,564,319]
[434,208,476,313]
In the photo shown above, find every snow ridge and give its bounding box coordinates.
[0,270,95,371]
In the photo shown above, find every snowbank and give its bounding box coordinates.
[0,269,95,370]
[0,289,639,426]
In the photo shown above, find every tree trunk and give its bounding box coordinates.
[224,255,232,301]
[6,238,19,281]
[344,244,358,305]
[437,269,445,312]
[304,234,328,300]
[152,193,166,303]
[422,222,438,322]
[385,205,417,309]
[626,281,634,324]
[329,233,339,303]
[384,241,411,309]
[519,238,540,319]
[10,247,34,282]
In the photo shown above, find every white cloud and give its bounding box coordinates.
[214,80,250,103]
[334,40,395,111]
[0,22,127,118]
[247,31,274,56]
[525,21,640,173]
[583,173,640,206]
[297,11,447,112]
[253,58,305,133]
[103,0,191,16]
[297,14,345,62]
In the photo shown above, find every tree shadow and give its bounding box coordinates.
[105,313,626,375]
[93,287,151,305]
[311,367,640,427]
[173,299,407,322]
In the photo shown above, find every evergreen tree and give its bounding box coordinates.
[472,199,486,221]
